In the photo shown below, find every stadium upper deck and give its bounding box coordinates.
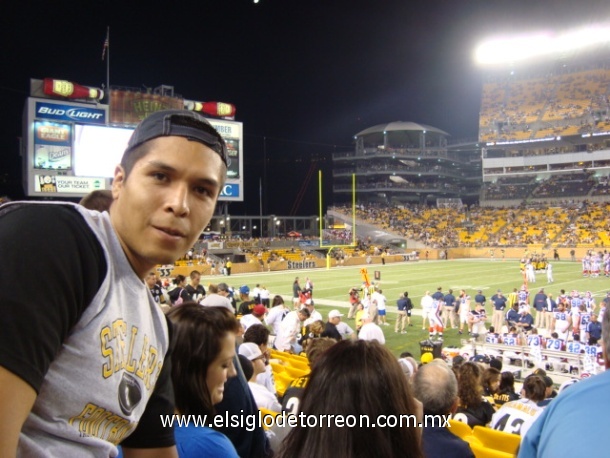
[480,61,610,203]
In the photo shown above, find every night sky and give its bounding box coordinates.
[1,0,608,215]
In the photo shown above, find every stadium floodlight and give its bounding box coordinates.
[474,24,610,66]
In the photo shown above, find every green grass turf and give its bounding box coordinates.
[201,259,606,358]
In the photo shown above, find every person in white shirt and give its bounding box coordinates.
[239,343,282,412]
[259,286,270,308]
[265,295,288,336]
[274,308,310,353]
[303,299,323,327]
[372,289,389,326]
[240,304,267,333]
[546,262,553,283]
[251,284,262,304]
[336,320,355,339]
[358,313,386,344]
[421,291,434,330]
[200,282,234,311]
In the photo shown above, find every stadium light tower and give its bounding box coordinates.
[474,24,610,66]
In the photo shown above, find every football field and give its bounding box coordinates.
[202,259,606,358]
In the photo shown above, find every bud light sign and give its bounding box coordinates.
[220,183,240,199]
[36,101,106,125]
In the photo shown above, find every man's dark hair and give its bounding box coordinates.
[79,190,113,212]
[243,324,270,346]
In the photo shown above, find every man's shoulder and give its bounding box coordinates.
[423,425,473,458]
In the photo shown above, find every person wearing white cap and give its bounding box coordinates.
[239,343,282,412]
[321,310,343,340]
[358,312,386,344]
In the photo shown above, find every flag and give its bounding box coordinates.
[101,30,109,61]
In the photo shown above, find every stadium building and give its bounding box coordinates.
[332,121,482,207]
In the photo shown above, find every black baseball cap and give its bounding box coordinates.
[124,110,229,167]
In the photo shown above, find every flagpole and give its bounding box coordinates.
[106,26,110,95]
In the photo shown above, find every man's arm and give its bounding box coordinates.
[123,447,178,458]
[0,367,37,458]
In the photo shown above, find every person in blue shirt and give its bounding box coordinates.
[506,303,520,328]
[167,304,240,458]
[516,306,534,333]
[585,312,602,344]
[520,308,610,457]
[443,289,457,329]
[490,289,508,332]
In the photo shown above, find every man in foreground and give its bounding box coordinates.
[520,308,610,456]
[0,110,228,456]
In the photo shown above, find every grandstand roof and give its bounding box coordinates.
[356,121,449,137]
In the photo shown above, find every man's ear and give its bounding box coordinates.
[112,165,125,199]
[450,398,459,415]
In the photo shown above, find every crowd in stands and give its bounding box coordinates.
[479,67,610,143]
[334,199,610,248]
[148,270,610,457]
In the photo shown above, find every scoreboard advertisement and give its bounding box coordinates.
[23,88,243,201]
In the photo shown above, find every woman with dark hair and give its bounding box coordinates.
[493,371,520,406]
[168,275,192,306]
[166,303,241,457]
[278,339,424,458]
[481,367,501,407]
[454,362,495,427]
[490,375,546,437]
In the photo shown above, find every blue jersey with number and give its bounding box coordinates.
[584,345,598,357]
[504,335,519,346]
[567,341,582,354]
[579,312,591,328]
[486,333,500,344]
[528,335,543,347]
[554,311,568,321]
[546,338,565,351]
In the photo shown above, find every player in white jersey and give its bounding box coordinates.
[583,292,596,313]
[486,326,500,344]
[518,286,530,305]
[420,290,432,330]
[545,332,566,373]
[577,304,591,341]
[582,256,590,277]
[526,262,536,284]
[502,327,521,346]
[546,262,554,283]
[566,337,583,355]
[583,344,601,374]
[591,254,601,277]
[552,303,571,340]
[545,333,566,351]
[457,290,471,335]
[468,302,487,337]
[526,329,544,369]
